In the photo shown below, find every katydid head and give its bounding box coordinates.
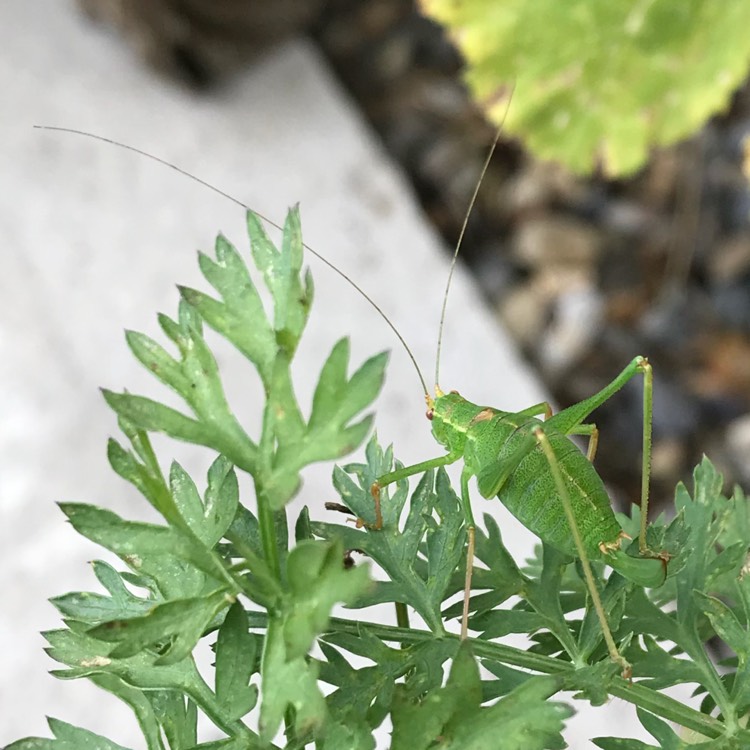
[427,389,478,449]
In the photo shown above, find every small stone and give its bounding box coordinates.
[706,233,750,282]
[538,278,604,376]
[650,437,688,485]
[513,215,603,269]
[506,160,585,213]
[496,280,551,348]
[726,413,750,486]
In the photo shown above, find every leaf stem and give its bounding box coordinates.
[395,601,410,630]
[256,484,281,580]
[244,609,750,743]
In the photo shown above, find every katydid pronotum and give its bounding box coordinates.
[36,124,669,680]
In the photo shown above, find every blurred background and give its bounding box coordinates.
[74,0,750,510]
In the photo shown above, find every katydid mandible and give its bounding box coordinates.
[37,124,668,680]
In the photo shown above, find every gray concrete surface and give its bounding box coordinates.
[1,1,652,747]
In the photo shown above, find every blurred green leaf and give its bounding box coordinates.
[422,0,750,175]
[259,616,327,744]
[146,691,197,750]
[282,540,371,659]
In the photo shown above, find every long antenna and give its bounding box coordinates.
[33,125,430,396]
[434,88,515,389]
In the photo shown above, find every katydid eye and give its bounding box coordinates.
[426,408,434,420]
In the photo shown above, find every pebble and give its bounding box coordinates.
[512,215,602,269]
[726,413,750,486]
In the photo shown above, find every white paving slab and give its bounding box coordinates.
[1,1,650,747]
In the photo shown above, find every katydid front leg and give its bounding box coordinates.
[362,448,463,531]
[360,448,478,637]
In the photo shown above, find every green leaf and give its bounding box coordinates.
[215,602,259,720]
[170,457,239,548]
[87,589,233,664]
[246,208,312,353]
[87,673,165,750]
[59,503,226,591]
[107,437,176,524]
[593,739,659,750]
[126,329,189,394]
[6,718,133,750]
[102,391,207,443]
[192,233,276,385]
[422,0,750,175]
[259,540,371,742]
[391,643,570,750]
[312,441,453,633]
[108,318,260,476]
[454,513,526,618]
[146,691,197,750]
[283,540,371,660]
[263,341,388,510]
[43,627,256,745]
[319,715,376,750]
[259,615,327,744]
[50,560,154,625]
[425,469,466,611]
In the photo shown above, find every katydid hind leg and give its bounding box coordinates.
[547,356,657,555]
[533,425,632,679]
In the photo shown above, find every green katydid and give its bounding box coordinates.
[37,125,669,679]
[357,132,669,679]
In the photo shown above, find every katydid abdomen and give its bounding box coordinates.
[431,391,621,557]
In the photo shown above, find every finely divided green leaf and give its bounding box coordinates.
[5,718,134,750]
[192,233,276,384]
[283,540,371,660]
[392,644,569,750]
[215,602,259,720]
[87,589,233,664]
[247,208,311,351]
